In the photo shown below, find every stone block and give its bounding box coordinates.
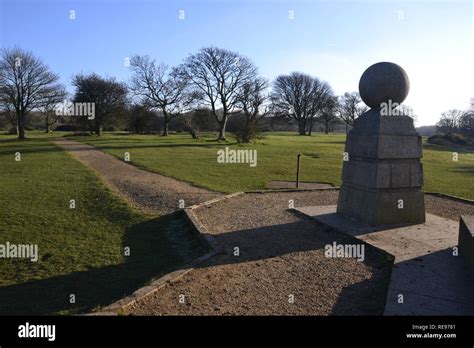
[351,109,418,136]
[337,185,426,226]
[341,159,423,190]
[346,134,422,159]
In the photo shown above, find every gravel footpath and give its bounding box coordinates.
[127,191,391,315]
[53,138,221,215]
[51,138,473,315]
[425,195,474,221]
[126,191,473,315]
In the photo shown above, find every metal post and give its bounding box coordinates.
[296,154,301,188]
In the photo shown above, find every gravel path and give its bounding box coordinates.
[127,190,393,315]
[51,138,473,315]
[126,191,473,315]
[53,138,221,215]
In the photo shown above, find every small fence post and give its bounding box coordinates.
[296,154,301,188]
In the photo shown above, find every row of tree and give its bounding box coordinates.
[0,46,370,141]
[4,46,470,143]
[436,106,474,138]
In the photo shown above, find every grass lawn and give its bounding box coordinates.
[0,134,208,315]
[75,132,474,200]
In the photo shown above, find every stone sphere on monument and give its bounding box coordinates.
[358,62,410,109]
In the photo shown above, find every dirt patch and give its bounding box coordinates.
[52,138,222,215]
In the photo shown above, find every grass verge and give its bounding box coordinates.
[0,135,208,314]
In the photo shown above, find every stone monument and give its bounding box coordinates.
[336,62,426,226]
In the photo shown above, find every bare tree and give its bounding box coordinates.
[0,47,62,139]
[437,109,464,134]
[271,72,334,136]
[180,108,216,139]
[72,73,128,136]
[175,47,258,140]
[235,77,269,142]
[0,102,17,133]
[337,92,368,133]
[307,81,334,136]
[459,99,474,138]
[459,111,474,138]
[129,55,191,136]
[317,96,341,134]
[38,86,67,133]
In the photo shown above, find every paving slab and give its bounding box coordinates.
[294,205,474,315]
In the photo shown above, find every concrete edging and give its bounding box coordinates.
[245,187,340,194]
[248,187,473,204]
[425,191,474,205]
[89,193,243,315]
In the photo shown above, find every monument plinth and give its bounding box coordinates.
[336,62,426,226]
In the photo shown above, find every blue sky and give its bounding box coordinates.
[1,0,473,125]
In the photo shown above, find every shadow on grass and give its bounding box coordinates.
[0,138,237,155]
[0,212,209,315]
[423,143,474,155]
[451,166,474,175]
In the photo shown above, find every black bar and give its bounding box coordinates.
[0,316,473,346]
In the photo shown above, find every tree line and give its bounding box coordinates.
[1,46,472,143]
[435,106,474,139]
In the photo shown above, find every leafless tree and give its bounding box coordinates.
[182,108,214,139]
[337,92,368,133]
[307,82,334,135]
[129,55,191,136]
[437,109,464,133]
[459,113,474,138]
[271,72,334,135]
[316,96,341,134]
[38,86,67,133]
[175,47,258,140]
[0,47,62,139]
[235,77,269,142]
[0,101,17,132]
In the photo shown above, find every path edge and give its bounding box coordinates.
[88,192,244,316]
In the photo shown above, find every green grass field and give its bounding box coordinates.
[76,132,474,200]
[0,134,208,314]
[0,130,472,314]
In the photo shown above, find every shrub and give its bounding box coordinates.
[234,121,265,143]
[428,133,472,146]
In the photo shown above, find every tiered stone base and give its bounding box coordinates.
[336,109,425,226]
